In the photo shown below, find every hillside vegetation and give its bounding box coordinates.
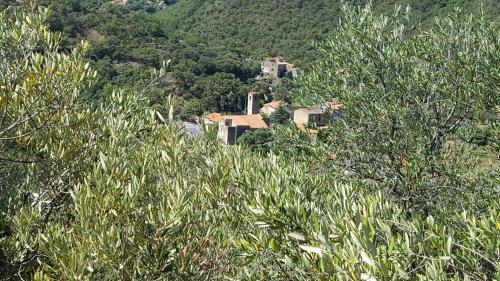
[3,0,497,117]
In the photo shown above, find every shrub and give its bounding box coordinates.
[269,106,291,125]
[237,128,273,153]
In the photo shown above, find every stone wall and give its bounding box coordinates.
[218,119,252,145]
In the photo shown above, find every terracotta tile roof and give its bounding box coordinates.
[204,112,223,123]
[222,114,268,129]
[263,101,288,109]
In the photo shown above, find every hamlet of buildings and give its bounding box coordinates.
[200,57,341,144]
[203,92,341,144]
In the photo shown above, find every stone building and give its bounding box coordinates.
[216,92,269,144]
[260,57,298,79]
[293,102,342,132]
[217,114,268,144]
[293,108,326,127]
[207,92,342,143]
[247,92,261,115]
[260,101,293,117]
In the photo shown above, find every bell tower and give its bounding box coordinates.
[247,92,260,115]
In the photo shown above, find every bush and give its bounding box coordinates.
[237,128,273,153]
[269,106,291,125]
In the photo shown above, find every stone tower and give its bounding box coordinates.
[247,92,260,115]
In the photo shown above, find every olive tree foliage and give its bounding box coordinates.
[0,5,96,236]
[295,4,499,216]
[0,5,233,279]
[0,4,499,281]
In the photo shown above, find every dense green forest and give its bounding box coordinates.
[1,1,499,280]
[1,0,498,117]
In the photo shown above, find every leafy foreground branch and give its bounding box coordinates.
[295,4,499,219]
[0,4,498,281]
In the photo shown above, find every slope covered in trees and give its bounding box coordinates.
[2,0,497,118]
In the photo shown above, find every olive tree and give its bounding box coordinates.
[0,4,96,240]
[295,4,499,216]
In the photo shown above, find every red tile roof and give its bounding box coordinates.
[204,113,223,123]
[263,101,289,109]
[222,114,268,129]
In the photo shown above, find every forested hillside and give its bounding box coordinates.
[2,0,497,117]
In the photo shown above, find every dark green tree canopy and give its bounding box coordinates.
[269,106,291,125]
[1,0,495,119]
[237,128,273,153]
